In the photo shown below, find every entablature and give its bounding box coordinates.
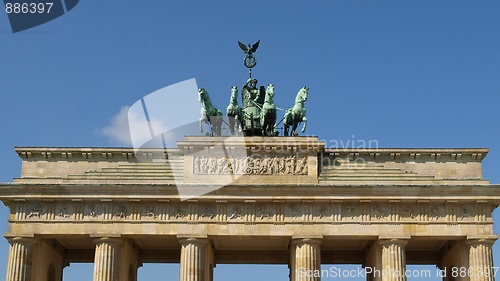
[12,140,491,186]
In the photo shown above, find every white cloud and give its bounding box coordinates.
[98,105,179,148]
[98,106,133,146]
[99,79,199,147]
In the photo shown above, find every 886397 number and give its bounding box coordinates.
[5,2,53,14]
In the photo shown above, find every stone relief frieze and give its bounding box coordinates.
[429,204,446,220]
[87,204,99,218]
[228,206,243,220]
[343,205,356,220]
[193,155,308,175]
[200,205,215,219]
[401,207,417,220]
[145,205,157,219]
[27,204,43,219]
[115,205,127,219]
[460,205,475,220]
[57,207,71,219]
[315,205,328,219]
[257,205,273,220]
[173,205,187,219]
[372,205,388,219]
[286,204,302,220]
[13,201,483,224]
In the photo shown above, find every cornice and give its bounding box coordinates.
[324,148,489,162]
[14,146,489,162]
[0,183,499,202]
[15,147,181,161]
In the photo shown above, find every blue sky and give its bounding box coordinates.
[0,1,499,280]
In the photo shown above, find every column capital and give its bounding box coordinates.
[466,237,497,246]
[378,238,409,247]
[6,236,39,246]
[291,237,322,247]
[178,237,209,247]
[93,237,123,246]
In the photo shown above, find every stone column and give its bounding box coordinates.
[467,238,496,281]
[290,238,322,281]
[364,241,383,281]
[5,237,38,281]
[120,240,141,281]
[93,237,122,281]
[379,239,408,281]
[179,238,210,281]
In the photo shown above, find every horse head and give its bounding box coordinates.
[265,84,275,102]
[230,86,238,104]
[266,84,274,96]
[198,88,207,104]
[295,86,308,104]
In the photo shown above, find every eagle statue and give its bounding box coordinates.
[238,40,260,55]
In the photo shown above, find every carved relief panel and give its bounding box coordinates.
[285,203,303,222]
[193,155,308,175]
[401,204,418,221]
[227,204,244,221]
[342,205,359,221]
[256,204,274,221]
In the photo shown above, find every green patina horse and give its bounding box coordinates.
[284,86,308,136]
[226,86,243,136]
[198,88,223,136]
[260,84,277,136]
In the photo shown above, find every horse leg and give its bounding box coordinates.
[283,111,290,136]
[301,116,307,133]
[213,125,218,136]
[263,118,270,136]
[260,112,266,136]
[199,117,205,133]
[236,112,243,135]
[211,119,218,136]
[292,122,298,136]
[215,117,222,136]
[291,114,299,136]
[272,117,276,136]
[228,115,235,135]
[219,118,223,136]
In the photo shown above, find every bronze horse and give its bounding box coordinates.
[283,86,308,136]
[198,88,223,136]
[260,84,277,136]
[226,86,243,135]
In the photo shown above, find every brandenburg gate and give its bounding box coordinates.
[0,136,499,281]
